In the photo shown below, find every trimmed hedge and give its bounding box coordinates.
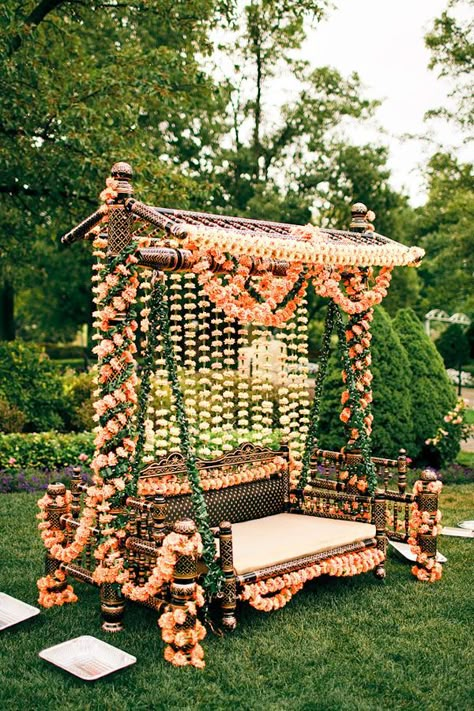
[0,432,94,470]
[0,341,66,432]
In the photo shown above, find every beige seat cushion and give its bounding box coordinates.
[226,513,376,575]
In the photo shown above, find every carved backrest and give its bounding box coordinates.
[305,448,412,532]
[309,448,407,495]
[139,442,290,528]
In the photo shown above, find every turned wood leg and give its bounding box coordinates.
[219,521,237,631]
[416,470,440,570]
[100,583,125,633]
[373,493,387,580]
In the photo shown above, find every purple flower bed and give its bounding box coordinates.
[0,464,90,494]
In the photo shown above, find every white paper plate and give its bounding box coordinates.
[39,635,136,680]
[389,540,447,563]
[442,525,474,538]
[458,520,474,531]
[0,592,40,631]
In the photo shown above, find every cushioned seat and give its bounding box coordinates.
[226,513,376,575]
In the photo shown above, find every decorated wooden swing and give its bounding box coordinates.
[37,162,442,668]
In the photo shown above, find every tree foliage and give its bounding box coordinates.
[413,152,474,315]
[425,0,474,132]
[435,322,470,369]
[0,0,233,340]
[0,0,425,342]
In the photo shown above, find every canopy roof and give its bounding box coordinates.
[61,161,424,269]
[127,203,424,268]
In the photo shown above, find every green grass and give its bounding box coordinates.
[1,487,473,711]
[457,451,474,468]
[464,409,474,426]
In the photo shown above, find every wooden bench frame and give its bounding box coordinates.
[43,443,440,632]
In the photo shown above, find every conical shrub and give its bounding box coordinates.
[318,306,414,459]
[393,308,457,461]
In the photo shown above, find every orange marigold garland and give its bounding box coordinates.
[192,252,308,326]
[37,570,78,608]
[313,265,393,314]
[138,456,287,497]
[241,548,385,612]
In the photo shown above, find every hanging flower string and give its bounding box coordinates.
[334,308,377,494]
[241,547,385,612]
[152,274,224,596]
[299,301,338,489]
[313,265,393,314]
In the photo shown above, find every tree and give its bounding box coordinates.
[318,307,414,459]
[413,152,474,315]
[435,322,470,369]
[0,0,233,340]
[213,0,382,221]
[393,308,456,457]
[425,0,474,132]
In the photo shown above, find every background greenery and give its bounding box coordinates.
[0,0,472,343]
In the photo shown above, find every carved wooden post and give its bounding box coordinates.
[169,519,199,659]
[219,521,237,631]
[397,449,407,494]
[96,161,135,631]
[153,494,167,543]
[373,491,387,579]
[70,467,83,520]
[415,470,439,566]
[107,161,134,256]
[44,483,68,584]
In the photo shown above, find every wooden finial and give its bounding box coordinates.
[111,161,133,201]
[350,202,368,232]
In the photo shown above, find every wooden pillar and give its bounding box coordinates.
[44,483,68,581]
[415,470,439,566]
[107,161,134,256]
[219,521,237,631]
[397,449,407,494]
[70,467,83,520]
[153,494,167,543]
[169,519,199,659]
[373,492,387,579]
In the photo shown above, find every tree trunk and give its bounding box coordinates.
[0,279,15,341]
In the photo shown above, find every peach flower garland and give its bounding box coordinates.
[192,252,308,326]
[313,265,393,315]
[241,548,385,612]
[37,570,78,608]
[120,528,207,668]
[138,456,287,497]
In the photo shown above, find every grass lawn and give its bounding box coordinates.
[0,487,473,711]
[464,409,474,426]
